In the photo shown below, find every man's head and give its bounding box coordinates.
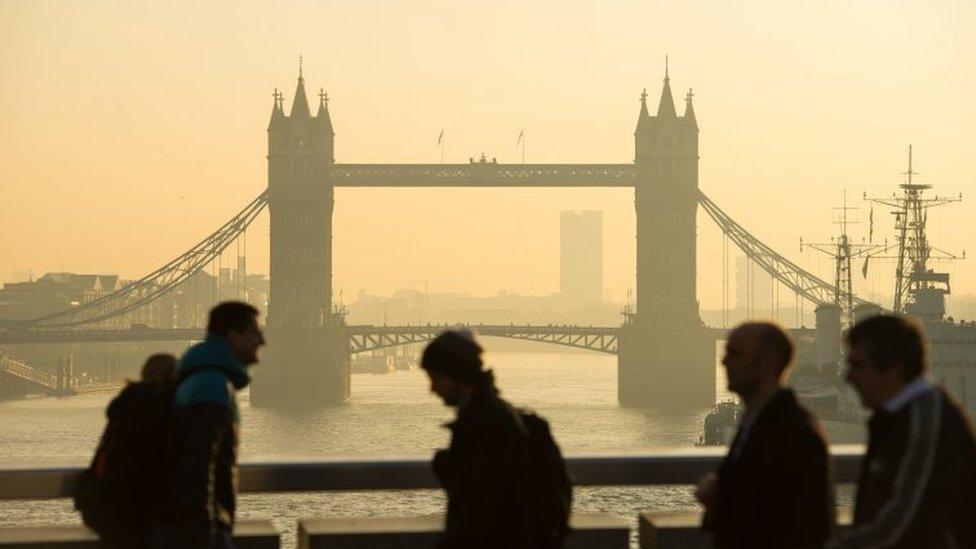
[722,321,794,399]
[207,301,264,366]
[421,329,487,407]
[845,314,927,410]
[141,353,177,385]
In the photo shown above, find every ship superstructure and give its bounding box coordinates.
[865,145,964,320]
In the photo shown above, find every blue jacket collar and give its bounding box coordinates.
[177,334,250,389]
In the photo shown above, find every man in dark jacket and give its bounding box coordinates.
[422,329,534,549]
[827,314,976,549]
[695,321,834,549]
[153,302,264,549]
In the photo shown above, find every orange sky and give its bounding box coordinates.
[1,0,974,310]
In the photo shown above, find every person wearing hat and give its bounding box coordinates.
[422,329,534,549]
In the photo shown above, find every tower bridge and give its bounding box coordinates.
[254,65,709,406]
[1,65,868,407]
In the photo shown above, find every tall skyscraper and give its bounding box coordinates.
[560,210,603,304]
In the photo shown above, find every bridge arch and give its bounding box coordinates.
[349,325,618,355]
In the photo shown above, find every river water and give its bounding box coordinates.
[0,350,731,547]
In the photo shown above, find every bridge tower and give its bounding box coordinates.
[250,67,351,406]
[617,66,715,407]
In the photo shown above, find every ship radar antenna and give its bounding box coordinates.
[864,146,965,319]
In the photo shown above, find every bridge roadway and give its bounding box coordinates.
[0,324,623,354]
[0,325,819,351]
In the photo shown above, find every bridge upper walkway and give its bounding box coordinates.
[329,163,636,187]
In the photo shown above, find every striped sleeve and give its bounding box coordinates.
[827,390,942,549]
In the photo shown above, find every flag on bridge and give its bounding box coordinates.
[868,205,874,242]
[437,128,444,146]
[516,129,524,146]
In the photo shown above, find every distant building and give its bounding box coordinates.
[0,269,269,329]
[0,272,121,321]
[560,211,603,304]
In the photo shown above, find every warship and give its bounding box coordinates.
[701,147,974,444]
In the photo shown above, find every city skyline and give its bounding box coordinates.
[1,1,974,310]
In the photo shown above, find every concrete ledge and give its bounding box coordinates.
[639,509,855,548]
[232,519,281,549]
[0,519,280,548]
[565,513,630,549]
[298,513,630,549]
[639,511,709,549]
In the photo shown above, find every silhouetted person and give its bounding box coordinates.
[79,353,178,548]
[827,315,976,549]
[696,321,834,549]
[106,353,177,424]
[140,352,177,385]
[153,302,265,549]
[423,329,547,549]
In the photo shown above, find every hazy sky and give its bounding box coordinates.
[2,0,974,311]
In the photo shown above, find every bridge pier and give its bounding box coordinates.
[250,326,350,407]
[617,323,715,408]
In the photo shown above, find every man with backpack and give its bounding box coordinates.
[422,329,572,549]
[152,301,265,549]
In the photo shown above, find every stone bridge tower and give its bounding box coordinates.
[618,67,715,407]
[250,67,350,407]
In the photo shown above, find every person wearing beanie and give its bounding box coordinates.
[423,329,535,549]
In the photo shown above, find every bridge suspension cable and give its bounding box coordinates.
[698,190,877,310]
[10,190,269,328]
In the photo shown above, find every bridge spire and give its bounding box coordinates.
[635,87,652,135]
[656,57,677,118]
[268,87,284,130]
[316,87,334,135]
[683,87,697,128]
[290,57,311,119]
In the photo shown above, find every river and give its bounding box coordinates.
[0,349,735,547]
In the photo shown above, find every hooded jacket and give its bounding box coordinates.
[162,334,250,547]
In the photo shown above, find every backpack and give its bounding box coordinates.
[72,381,176,539]
[519,410,573,549]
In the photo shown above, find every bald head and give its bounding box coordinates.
[723,322,794,403]
[729,322,795,376]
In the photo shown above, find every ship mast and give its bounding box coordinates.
[864,146,964,320]
[801,191,883,328]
